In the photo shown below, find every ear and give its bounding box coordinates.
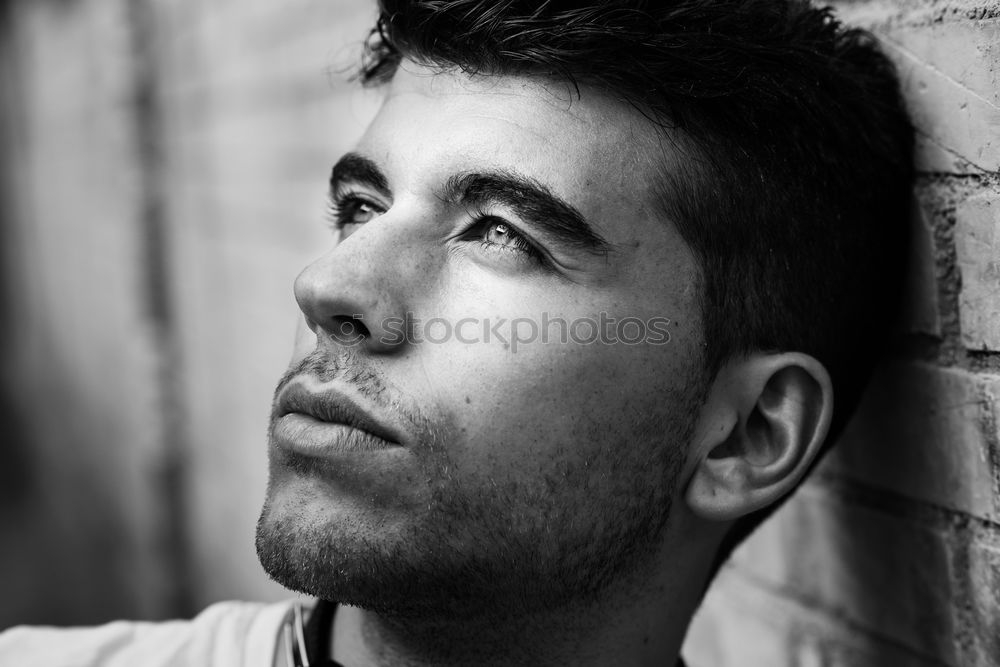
[684,353,833,521]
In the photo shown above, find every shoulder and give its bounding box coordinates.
[0,599,297,667]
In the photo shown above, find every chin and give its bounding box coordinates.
[255,467,678,623]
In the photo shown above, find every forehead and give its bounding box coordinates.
[356,62,696,279]
[366,63,658,187]
[375,62,657,166]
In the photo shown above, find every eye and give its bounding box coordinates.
[325,193,384,236]
[466,217,544,264]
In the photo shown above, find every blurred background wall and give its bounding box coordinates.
[0,0,997,666]
[0,0,380,625]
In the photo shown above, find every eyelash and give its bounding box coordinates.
[325,193,378,231]
[324,192,546,265]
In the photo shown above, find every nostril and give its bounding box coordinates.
[328,314,370,346]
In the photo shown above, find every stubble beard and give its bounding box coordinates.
[256,355,705,624]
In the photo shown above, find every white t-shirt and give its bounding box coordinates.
[0,600,296,667]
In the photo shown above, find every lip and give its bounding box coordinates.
[274,381,405,454]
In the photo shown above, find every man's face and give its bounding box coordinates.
[257,62,706,619]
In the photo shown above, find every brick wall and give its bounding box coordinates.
[0,0,997,664]
[686,3,1000,665]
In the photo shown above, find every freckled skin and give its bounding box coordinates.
[257,63,706,623]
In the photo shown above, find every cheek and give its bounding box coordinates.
[414,324,688,477]
[406,275,700,473]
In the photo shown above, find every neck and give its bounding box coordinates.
[330,550,711,667]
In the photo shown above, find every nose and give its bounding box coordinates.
[293,232,413,355]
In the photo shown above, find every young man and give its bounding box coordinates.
[0,0,913,665]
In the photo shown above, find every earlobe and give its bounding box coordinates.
[685,354,833,522]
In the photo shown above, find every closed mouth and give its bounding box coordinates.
[277,381,403,445]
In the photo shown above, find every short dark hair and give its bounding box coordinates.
[357,0,915,564]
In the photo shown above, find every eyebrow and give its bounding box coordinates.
[329,152,611,254]
[330,152,390,197]
[442,171,611,254]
